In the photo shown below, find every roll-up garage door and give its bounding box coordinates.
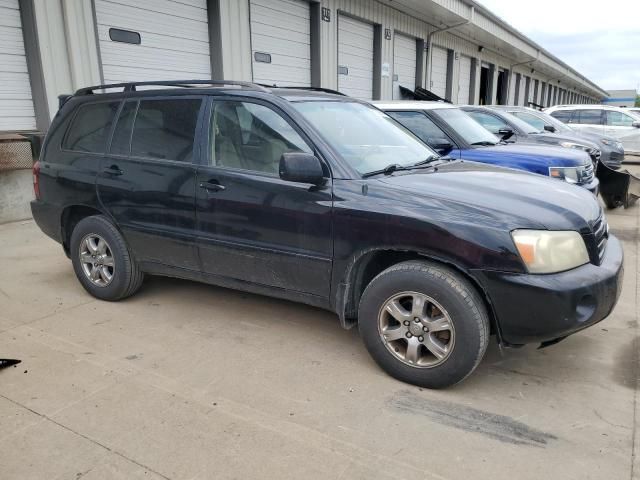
[508,73,517,105]
[250,0,310,87]
[430,45,448,98]
[518,76,527,106]
[392,33,416,100]
[457,55,472,104]
[95,0,211,84]
[337,15,374,100]
[0,0,36,131]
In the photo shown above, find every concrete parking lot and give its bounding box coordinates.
[1,181,639,479]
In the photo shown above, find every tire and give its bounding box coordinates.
[70,215,144,301]
[358,260,489,389]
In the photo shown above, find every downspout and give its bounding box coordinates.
[426,6,474,92]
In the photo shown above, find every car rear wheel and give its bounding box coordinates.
[70,215,144,301]
[358,260,489,389]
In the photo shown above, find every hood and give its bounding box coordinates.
[375,160,601,232]
[457,143,590,175]
[573,131,624,152]
[526,132,599,150]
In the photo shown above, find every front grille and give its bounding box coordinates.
[587,147,601,162]
[590,214,608,264]
[580,163,595,184]
[609,151,624,164]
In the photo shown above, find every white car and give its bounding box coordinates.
[545,105,640,155]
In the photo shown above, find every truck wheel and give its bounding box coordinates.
[358,260,489,389]
[70,215,144,301]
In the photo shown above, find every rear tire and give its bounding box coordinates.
[358,260,489,389]
[70,215,144,301]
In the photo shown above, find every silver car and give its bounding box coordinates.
[546,105,640,155]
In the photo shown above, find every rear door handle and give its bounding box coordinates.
[199,180,226,192]
[103,165,123,176]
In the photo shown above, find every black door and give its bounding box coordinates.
[97,97,205,270]
[195,98,333,297]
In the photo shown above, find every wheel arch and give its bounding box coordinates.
[60,204,106,256]
[336,247,503,343]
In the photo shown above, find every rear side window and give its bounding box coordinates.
[605,111,635,127]
[574,109,603,125]
[387,111,450,145]
[549,110,573,123]
[131,99,202,162]
[63,102,120,153]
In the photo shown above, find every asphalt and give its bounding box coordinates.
[0,185,639,480]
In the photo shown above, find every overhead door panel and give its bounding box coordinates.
[95,0,211,84]
[457,55,472,104]
[393,32,416,100]
[508,73,517,105]
[250,0,310,87]
[338,14,374,100]
[430,45,448,98]
[0,0,36,131]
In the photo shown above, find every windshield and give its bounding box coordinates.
[293,101,437,174]
[432,108,500,145]
[511,110,572,133]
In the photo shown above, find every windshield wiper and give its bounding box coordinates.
[470,141,497,146]
[362,156,441,178]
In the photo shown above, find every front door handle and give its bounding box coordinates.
[103,165,123,176]
[199,180,226,192]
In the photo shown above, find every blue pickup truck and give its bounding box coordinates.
[375,101,599,194]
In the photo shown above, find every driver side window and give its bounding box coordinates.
[468,111,508,134]
[210,101,312,174]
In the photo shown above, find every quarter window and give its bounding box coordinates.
[131,99,202,162]
[63,102,120,153]
[605,111,635,127]
[210,101,311,174]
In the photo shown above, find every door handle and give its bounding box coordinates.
[199,181,226,192]
[103,165,123,176]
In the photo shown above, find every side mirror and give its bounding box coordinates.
[543,125,556,133]
[498,128,515,140]
[632,121,640,128]
[279,152,325,185]
[428,137,454,154]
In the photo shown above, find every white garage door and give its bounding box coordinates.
[338,15,374,100]
[250,0,310,87]
[0,0,36,131]
[95,0,211,84]
[508,73,517,105]
[457,55,472,104]
[392,33,416,100]
[430,45,448,99]
[518,75,527,106]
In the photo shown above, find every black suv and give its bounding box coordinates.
[31,80,623,388]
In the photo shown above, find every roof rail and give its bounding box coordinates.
[257,84,347,96]
[74,80,270,96]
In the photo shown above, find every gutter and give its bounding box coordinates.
[426,6,474,93]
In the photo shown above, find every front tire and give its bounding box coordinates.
[70,215,144,301]
[358,260,489,389]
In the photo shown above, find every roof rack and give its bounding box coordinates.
[74,80,270,96]
[257,84,346,96]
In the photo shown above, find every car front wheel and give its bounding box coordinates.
[358,260,490,389]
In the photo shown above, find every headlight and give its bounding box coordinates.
[511,230,589,273]
[559,141,590,151]
[549,166,580,183]
[600,139,611,146]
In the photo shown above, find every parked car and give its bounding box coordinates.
[491,106,624,169]
[545,105,640,155]
[375,101,599,193]
[31,80,623,389]
[461,105,603,167]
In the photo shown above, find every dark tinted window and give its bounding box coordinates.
[549,110,573,123]
[387,111,449,146]
[110,101,137,155]
[63,102,120,153]
[574,109,603,125]
[131,99,202,162]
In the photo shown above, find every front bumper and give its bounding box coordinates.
[473,234,623,345]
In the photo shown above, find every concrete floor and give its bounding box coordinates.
[1,191,639,480]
